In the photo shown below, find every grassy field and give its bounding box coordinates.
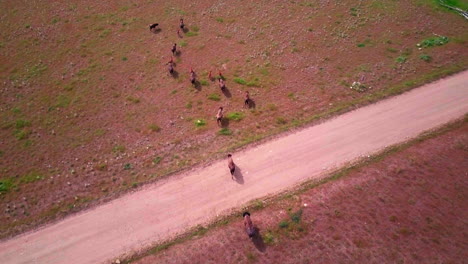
[0,0,467,238]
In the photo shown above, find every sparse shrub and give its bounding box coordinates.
[263,231,276,245]
[179,40,188,47]
[19,171,43,183]
[396,56,407,63]
[149,124,161,132]
[186,31,198,37]
[418,36,449,48]
[153,156,162,164]
[131,182,138,188]
[14,129,30,140]
[276,117,287,125]
[97,163,107,171]
[0,178,14,192]
[287,92,295,99]
[126,96,140,104]
[279,221,289,228]
[186,101,192,109]
[191,25,199,32]
[122,56,128,61]
[200,80,209,86]
[113,145,126,153]
[226,112,244,121]
[386,47,398,53]
[357,43,365,47]
[194,119,206,127]
[123,163,132,170]
[207,93,220,101]
[291,209,303,223]
[216,17,224,23]
[15,119,31,129]
[267,104,278,111]
[350,81,368,92]
[218,128,232,136]
[234,78,247,85]
[420,54,432,62]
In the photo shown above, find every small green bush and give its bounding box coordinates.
[357,43,365,47]
[153,156,162,164]
[0,178,14,192]
[15,119,31,129]
[123,163,132,170]
[234,78,247,85]
[218,128,232,136]
[395,56,407,63]
[226,112,245,121]
[186,31,198,37]
[113,145,126,153]
[419,54,432,62]
[179,40,188,47]
[216,17,224,23]
[200,80,209,86]
[419,36,449,48]
[149,124,161,132]
[279,221,289,228]
[207,93,221,101]
[194,119,206,127]
[276,117,287,125]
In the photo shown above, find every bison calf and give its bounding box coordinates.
[227,154,235,177]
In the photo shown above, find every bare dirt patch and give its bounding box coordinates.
[0,0,467,238]
[133,122,468,264]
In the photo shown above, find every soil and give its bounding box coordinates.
[134,122,468,264]
[0,75,466,264]
[0,0,467,239]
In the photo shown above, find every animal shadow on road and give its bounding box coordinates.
[252,227,266,252]
[151,28,162,34]
[232,165,244,184]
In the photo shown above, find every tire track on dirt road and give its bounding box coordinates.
[0,71,467,264]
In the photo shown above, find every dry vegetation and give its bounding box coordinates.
[131,120,468,264]
[0,0,467,238]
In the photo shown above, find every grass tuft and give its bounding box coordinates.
[226,112,245,121]
[207,94,221,101]
[218,128,232,136]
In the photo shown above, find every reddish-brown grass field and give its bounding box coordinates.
[133,121,468,264]
[0,0,467,238]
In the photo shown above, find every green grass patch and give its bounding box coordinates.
[15,119,31,129]
[194,119,207,127]
[418,36,449,48]
[19,171,44,184]
[122,56,128,61]
[179,40,188,47]
[0,178,14,193]
[216,17,224,23]
[226,112,245,121]
[233,78,247,85]
[153,156,162,165]
[279,221,289,228]
[14,129,30,140]
[276,117,287,125]
[395,56,407,63]
[112,145,126,153]
[200,80,209,86]
[218,128,232,136]
[126,96,140,104]
[186,31,198,37]
[357,43,366,47]
[420,54,432,62]
[207,93,221,101]
[149,124,161,132]
[123,163,132,170]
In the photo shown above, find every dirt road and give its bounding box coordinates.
[0,72,467,264]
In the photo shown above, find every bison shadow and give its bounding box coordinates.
[246,99,256,109]
[232,165,244,184]
[251,227,266,252]
[220,118,230,128]
[170,70,179,78]
[222,87,232,98]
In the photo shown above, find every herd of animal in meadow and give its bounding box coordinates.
[149,19,257,239]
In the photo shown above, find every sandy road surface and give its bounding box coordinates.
[0,72,467,264]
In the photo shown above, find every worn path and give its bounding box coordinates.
[0,72,467,264]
